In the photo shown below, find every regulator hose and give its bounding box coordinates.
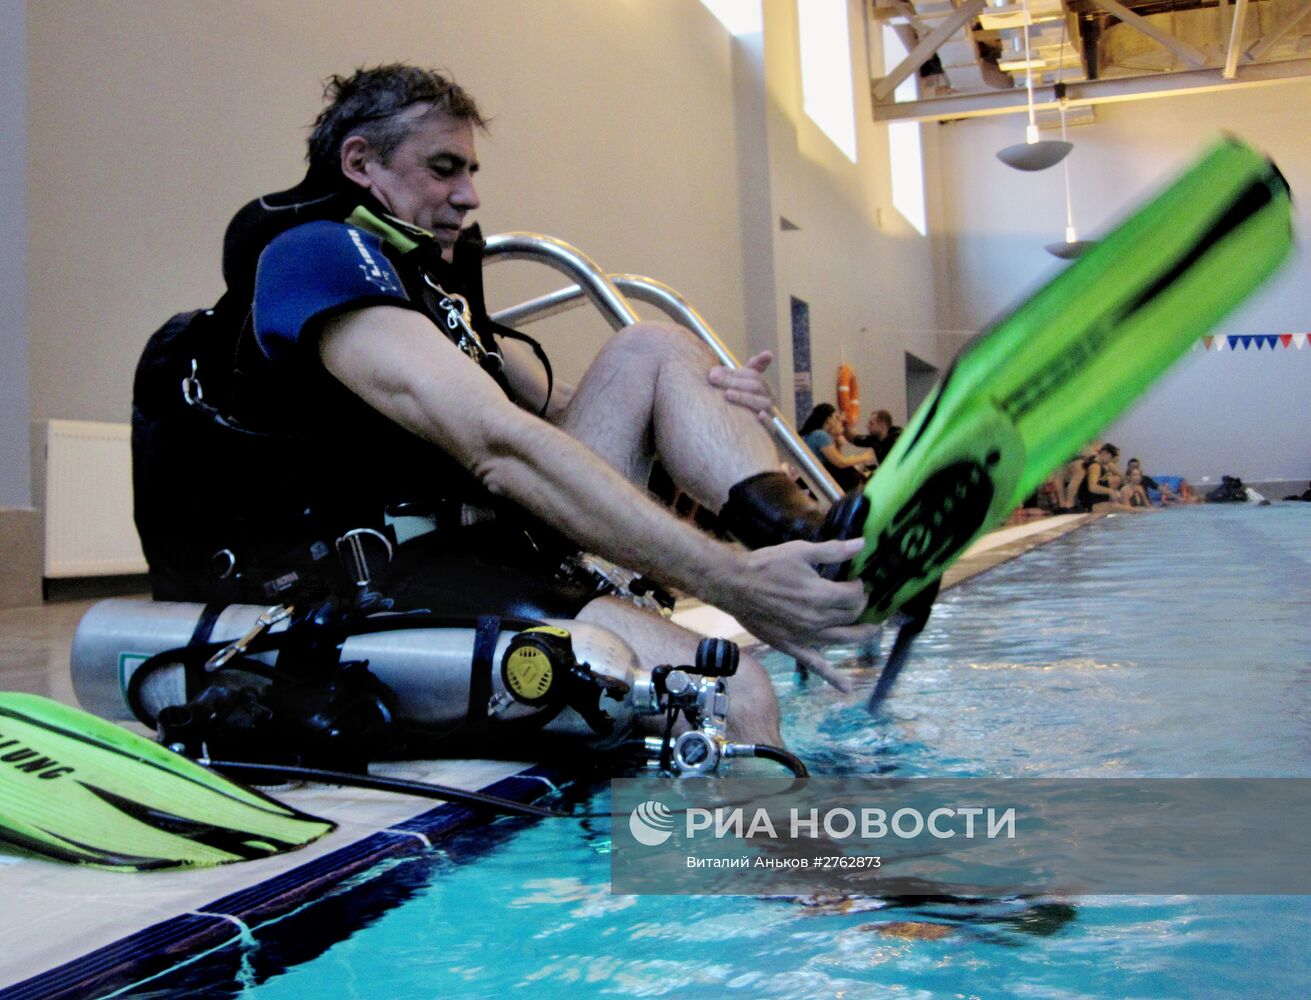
[204,759,581,820]
[744,743,809,778]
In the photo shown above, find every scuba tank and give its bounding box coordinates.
[68,599,795,776]
[71,599,656,762]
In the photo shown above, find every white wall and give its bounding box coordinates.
[1,0,28,508]
[937,80,1311,482]
[26,0,754,419]
[758,0,942,425]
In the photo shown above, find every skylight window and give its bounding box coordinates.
[698,0,762,36]
[798,0,857,162]
[882,24,927,235]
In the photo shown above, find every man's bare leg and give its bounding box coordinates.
[577,595,783,747]
[556,320,786,510]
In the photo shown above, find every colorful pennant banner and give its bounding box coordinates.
[1200,333,1308,351]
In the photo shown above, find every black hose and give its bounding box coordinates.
[748,743,809,778]
[204,759,580,820]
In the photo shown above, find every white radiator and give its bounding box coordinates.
[34,419,147,578]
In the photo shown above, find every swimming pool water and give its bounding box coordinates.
[123,505,1311,999]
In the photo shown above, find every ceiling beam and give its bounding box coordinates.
[1087,0,1209,70]
[873,0,986,102]
[1222,0,1250,79]
[870,57,1311,122]
[1247,2,1311,63]
[871,0,929,36]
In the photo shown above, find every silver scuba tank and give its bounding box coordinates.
[70,599,658,749]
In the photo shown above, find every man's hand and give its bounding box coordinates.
[713,537,880,693]
[708,351,775,423]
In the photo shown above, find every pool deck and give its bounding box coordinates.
[674,512,1099,647]
[0,512,1095,997]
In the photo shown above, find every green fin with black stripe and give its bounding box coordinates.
[852,136,1293,622]
[0,692,334,871]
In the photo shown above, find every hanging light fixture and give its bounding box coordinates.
[997,0,1071,171]
[1044,82,1097,258]
[1043,16,1096,258]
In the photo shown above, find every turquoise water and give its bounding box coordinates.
[145,505,1311,998]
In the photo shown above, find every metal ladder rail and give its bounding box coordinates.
[483,232,843,504]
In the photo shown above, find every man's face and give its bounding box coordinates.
[355,108,481,261]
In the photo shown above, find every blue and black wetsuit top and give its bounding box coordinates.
[135,171,578,610]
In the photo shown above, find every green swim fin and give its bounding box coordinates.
[0,692,334,871]
[852,137,1293,623]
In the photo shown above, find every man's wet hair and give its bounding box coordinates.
[307,64,487,175]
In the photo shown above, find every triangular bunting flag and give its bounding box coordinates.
[1262,335,1278,350]
[1280,334,1293,349]
[1295,334,1308,350]
[1203,336,1215,350]
[1214,336,1227,351]
[1228,335,1242,350]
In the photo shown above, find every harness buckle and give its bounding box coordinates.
[426,278,503,368]
[182,358,203,406]
[205,603,293,672]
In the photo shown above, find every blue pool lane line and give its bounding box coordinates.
[0,765,564,1000]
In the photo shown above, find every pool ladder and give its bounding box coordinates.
[484,232,843,506]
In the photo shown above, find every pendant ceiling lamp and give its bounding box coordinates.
[1043,15,1096,258]
[997,0,1071,171]
[1044,83,1096,258]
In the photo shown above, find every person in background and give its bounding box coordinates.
[1124,458,1159,500]
[1059,445,1096,512]
[852,409,902,464]
[1077,443,1145,513]
[799,403,875,492]
[1118,468,1153,508]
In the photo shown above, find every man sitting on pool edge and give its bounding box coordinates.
[134,64,878,748]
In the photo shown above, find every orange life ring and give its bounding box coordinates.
[836,364,860,427]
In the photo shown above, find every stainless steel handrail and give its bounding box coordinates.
[483,232,843,504]
[483,233,639,327]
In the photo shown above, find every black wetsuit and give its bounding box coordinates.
[852,425,902,464]
[134,174,595,617]
[1076,459,1114,509]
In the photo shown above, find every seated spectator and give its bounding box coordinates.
[1118,468,1153,508]
[1077,443,1145,513]
[1152,475,1202,505]
[851,409,902,464]
[1007,473,1063,524]
[1060,446,1096,511]
[1125,458,1159,495]
[800,403,875,492]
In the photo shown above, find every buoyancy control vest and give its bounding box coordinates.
[133,172,556,605]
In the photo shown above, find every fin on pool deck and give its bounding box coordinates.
[0,756,556,999]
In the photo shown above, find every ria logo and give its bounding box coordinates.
[628,800,675,847]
